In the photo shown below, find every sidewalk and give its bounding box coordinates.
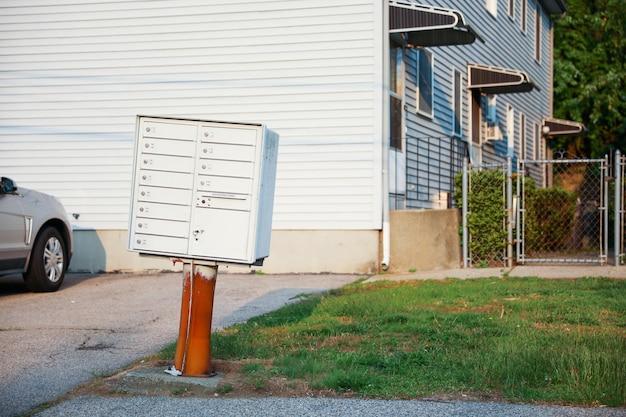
[367,265,626,282]
[35,396,625,417]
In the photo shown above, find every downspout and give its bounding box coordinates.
[381,0,390,271]
[382,138,390,271]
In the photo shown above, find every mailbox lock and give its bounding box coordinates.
[192,229,204,240]
[140,191,146,196]
[144,143,150,148]
[138,223,143,228]
[203,148,207,153]
[145,127,151,133]
[136,239,141,244]
[142,175,147,180]
[139,207,144,212]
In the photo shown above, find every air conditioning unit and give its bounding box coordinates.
[482,123,503,142]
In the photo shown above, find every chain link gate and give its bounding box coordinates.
[461,159,512,268]
[517,157,609,265]
[616,151,625,265]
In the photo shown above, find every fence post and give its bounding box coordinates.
[603,155,609,265]
[506,157,513,268]
[516,160,522,264]
[616,150,622,266]
[462,157,469,268]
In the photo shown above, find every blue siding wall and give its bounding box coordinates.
[403,0,553,208]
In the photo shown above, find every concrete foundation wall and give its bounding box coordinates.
[389,209,461,273]
[69,229,379,274]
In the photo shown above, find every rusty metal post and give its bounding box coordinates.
[171,262,217,377]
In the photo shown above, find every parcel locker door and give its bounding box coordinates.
[188,208,251,261]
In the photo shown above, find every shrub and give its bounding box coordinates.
[454,170,507,264]
[525,185,577,252]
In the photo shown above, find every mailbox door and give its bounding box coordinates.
[188,208,251,261]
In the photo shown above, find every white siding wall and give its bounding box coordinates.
[0,0,383,230]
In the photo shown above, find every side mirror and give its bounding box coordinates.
[0,177,17,194]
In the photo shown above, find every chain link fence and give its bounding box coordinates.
[517,158,609,265]
[617,152,625,265]
[458,160,511,268]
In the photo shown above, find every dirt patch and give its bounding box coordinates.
[533,322,626,336]
[316,334,364,351]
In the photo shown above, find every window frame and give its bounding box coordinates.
[519,113,526,160]
[389,45,404,151]
[506,104,515,152]
[534,5,542,63]
[534,122,540,160]
[452,69,463,138]
[486,0,498,17]
[520,0,527,33]
[416,48,434,119]
[507,0,515,19]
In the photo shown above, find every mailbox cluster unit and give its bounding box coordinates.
[128,116,279,265]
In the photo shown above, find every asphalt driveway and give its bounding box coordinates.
[0,271,357,417]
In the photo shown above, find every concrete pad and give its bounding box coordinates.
[509,265,626,278]
[367,268,505,282]
[124,367,222,389]
[366,266,626,282]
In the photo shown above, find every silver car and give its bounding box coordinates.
[0,177,73,292]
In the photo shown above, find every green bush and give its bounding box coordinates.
[454,171,578,262]
[454,170,507,264]
[525,185,577,252]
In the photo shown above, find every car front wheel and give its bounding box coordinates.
[24,226,67,292]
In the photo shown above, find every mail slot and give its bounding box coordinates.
[140,154,195,173]
[134,218,189,238]
[199,143,255,162]
[136,201,191,222]
[137,186,193,205]
[197,159,254,178]
[138,170,193,189]
[143,121,197,141]
[196,175,252,195]
[195,193,251,211]
[141,137,196,157]
[200,126,257,146]
[134,233,189,254]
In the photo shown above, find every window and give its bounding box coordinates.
[471,90,481,144]
[486,0,497,16]
[506,105,514,152]
[452,70,462,137]
[534,123,540,159]
[519,113,526,159]
[508,0,515,18]
[390,45,403,150]
[534,6,541,62]
[521,0,527,32]
[417,49,433,118]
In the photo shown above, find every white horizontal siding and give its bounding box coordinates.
[0,0,383,230]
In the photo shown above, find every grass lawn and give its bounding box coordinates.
[165,277,626,406]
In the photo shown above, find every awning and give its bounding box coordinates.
[542,118,585,137]
[468,63,536,94]
[389,1,483,47]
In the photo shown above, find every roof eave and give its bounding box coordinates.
[539,0,567,16]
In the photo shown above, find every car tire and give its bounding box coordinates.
[23,226,67,292]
